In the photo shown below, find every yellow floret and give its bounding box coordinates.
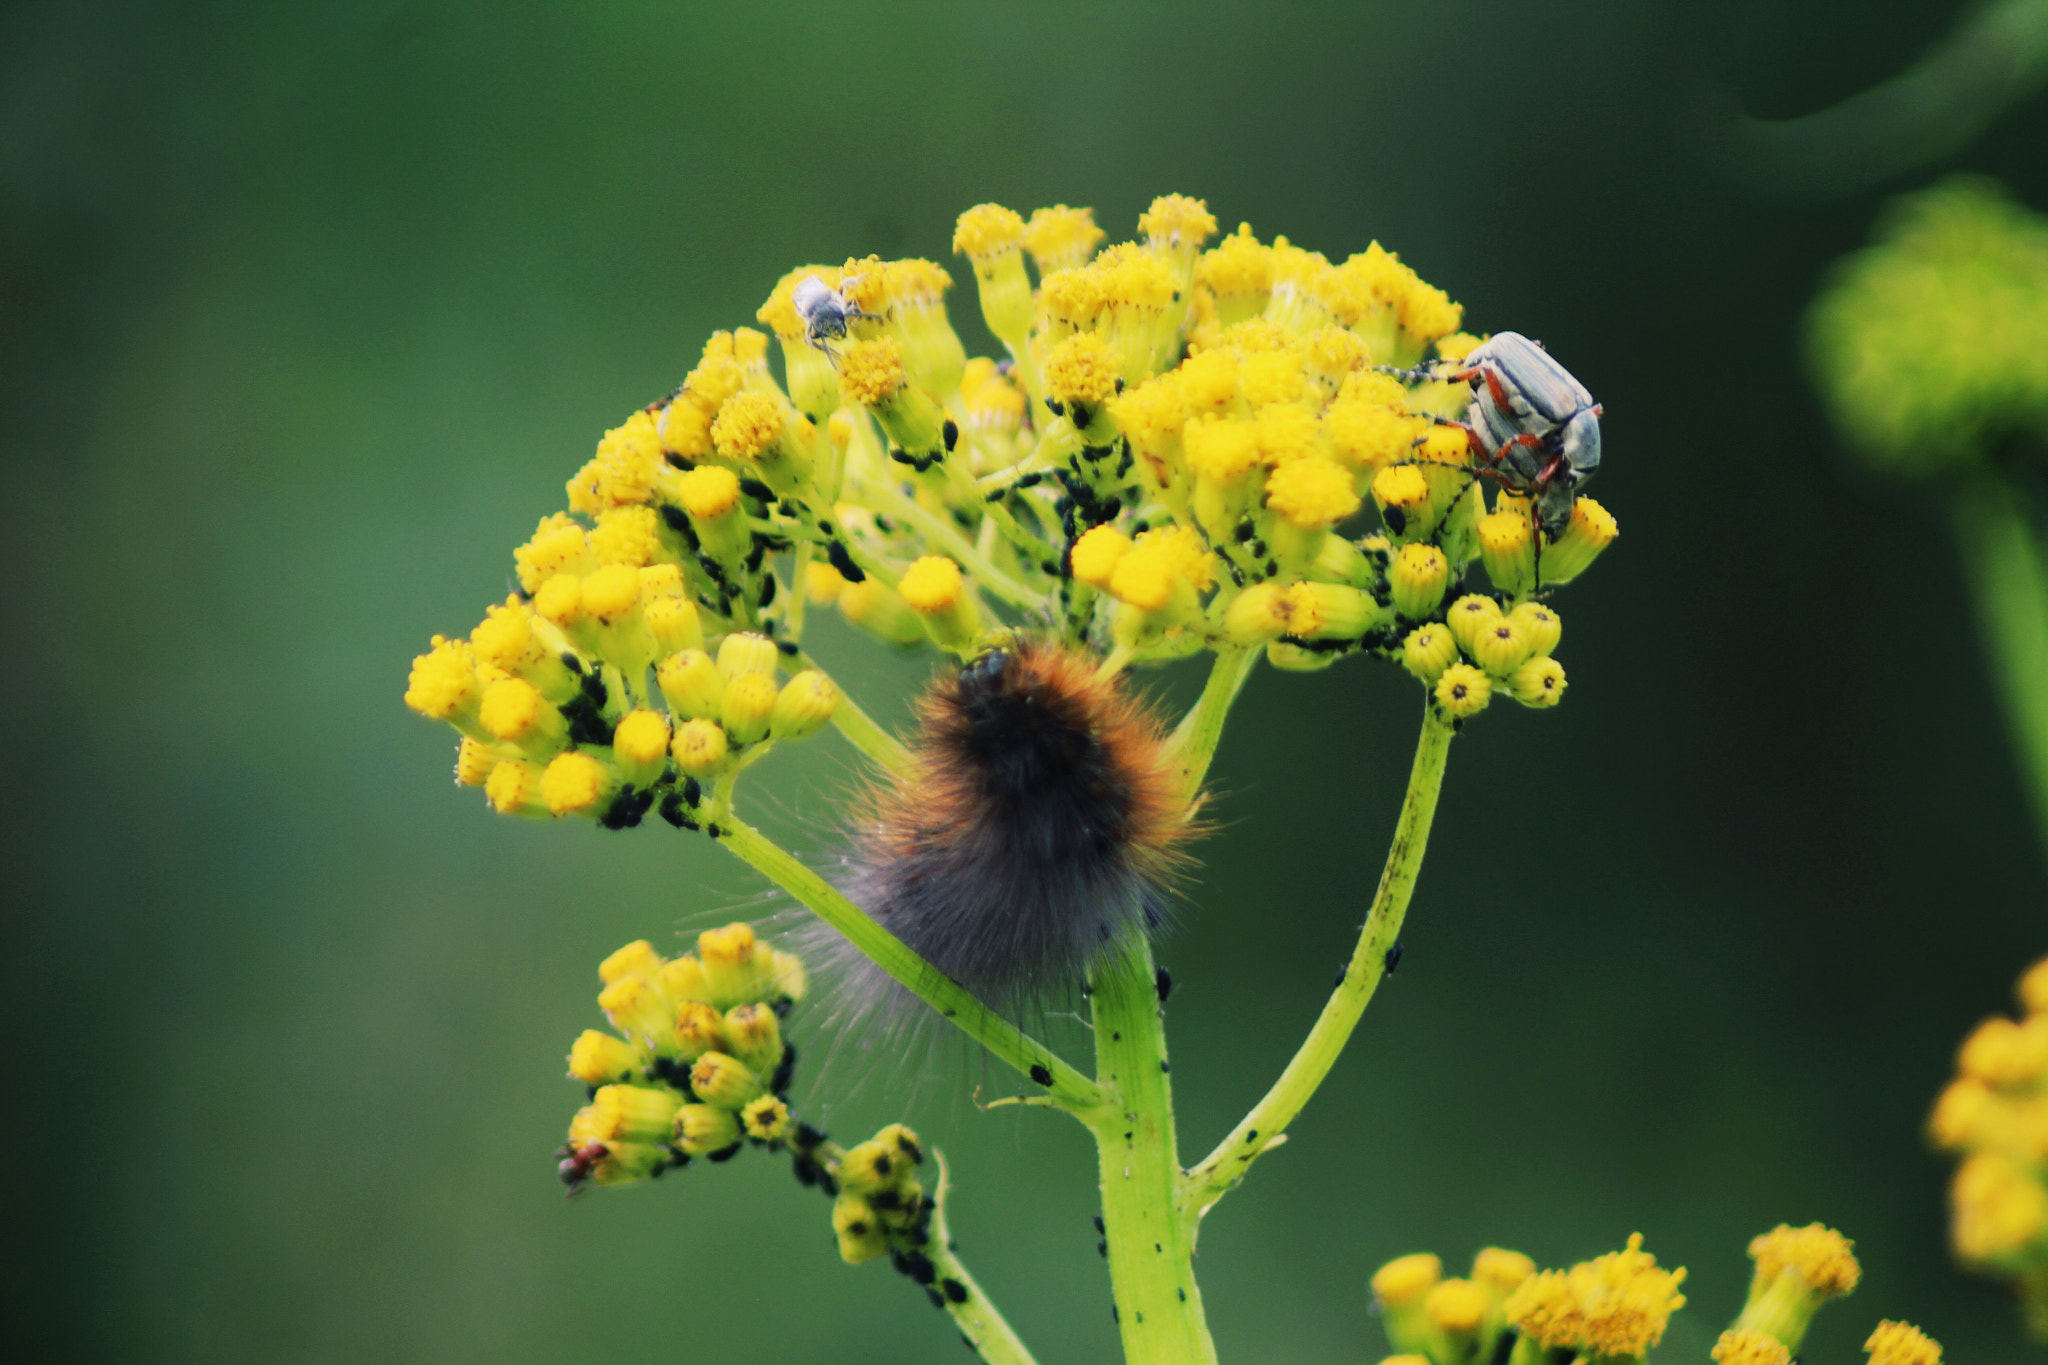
[1714,1329,1792,1365]
[1176,348,1240,415]
[1371,1253,1442,1307]
[1023,204,1104,273]
[1070,525,1134,587]
[1952,1150,2048,1260]
[1039,267,1107,327]
[839,337,907,406]
[1044,332,1121,404]
[1372,464,1430,513]
[514,513,590,593]
[1138,194,1218,249]
[405,635,480,720]
[1865,1320,1942,1365]
[954,203,1026,259]
[613,709,670,767]
[1185,415,1261,483]
[1265,456,1361,528]
[710,389,785,460]
[540,750,613,816]
[590,504,662,568]
[677,465,742,520]
[1473,1247,1535,1293]
[1747,1224,1861,1299]
[1505,1235,1686,1358]
[1424,1279,1487,1332]
[1253,400,1322,464]
[1197,223,1275,297]
[1435,664,1492,718]
[900,556,964,613]
[1327,401,1427,470]
[484,758,542,815]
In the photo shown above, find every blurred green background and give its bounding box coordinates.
[7,2,2046,1360]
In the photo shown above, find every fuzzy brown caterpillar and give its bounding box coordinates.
[818,642,1198,1027]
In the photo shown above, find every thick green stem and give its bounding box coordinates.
[1956,480,2048,863]
[1089,938,1218,1365]
[1184,704,1455,1214]
[715,815,1105,1112]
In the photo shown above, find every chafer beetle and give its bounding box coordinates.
[1402,331,1603,538]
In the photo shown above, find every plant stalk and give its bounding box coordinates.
[1185,704,1455,1214]
[1956,479,2048,864]
[1089,936,1218,1365]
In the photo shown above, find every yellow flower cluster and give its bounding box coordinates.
[1809,177,2048,473]
[1929,952,2048,1337]
[1373,1225,1932,1365]
[558,924,805,1191]
[406,192,1623,830]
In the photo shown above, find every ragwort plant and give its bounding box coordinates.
[407,195,1943,1364]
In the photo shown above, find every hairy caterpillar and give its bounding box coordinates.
[814,641,1199,1031]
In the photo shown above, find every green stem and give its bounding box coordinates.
[1088,938,1218,1365]
[1184,704,1455,1215]
[1171,644,1258,793]
[715,815,1105,1113]
[1956,479,2048,864]
[925,1150,1040,1365]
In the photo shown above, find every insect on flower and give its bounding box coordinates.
[1408,331,1603,539]
[791,273,874,363]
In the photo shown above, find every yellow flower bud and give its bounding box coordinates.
[670,717,729,778]
[611,709,671,787]
[672,1000,727,1062]
[1467,615,1534,676]
[598,940,662,985]
[677,465,749,562]
[1478,508,1536,599]
[454,736,498,788]
[1508,656,1567,708]
[478,677,566,754]
[770,670,839,740]
[484,758,546,816]
[1539,495,1617,584]
[1371,464,1433,538]
[675,1102,742,1157]
[598,975,677,1050]
[689,1051,760,1109]
[1733,1223,1861,1352]
[1508,602,1561,657]
[656,648,725,719]
[1401,624,1460,683]
[1444,594,1504,653]
[587,1084,682,1144]
[1713,1330,1791,1365]
[833,1193,889,1264]
[1372,1252,1442,1357]
[699,923,768,1006]
[1864,1321,1942,1365]
[1284,581,1390,640]
[1472,1247,1534,1295]
[1389,542,1450,620]
[1424,1277,1487,1334]
[719,670,779,746]
[643,594,703,656]
[900,555,981,650]
[716,631,780,679]
[567,1030,643,1086]
[540,750,616,816]
[1070,525,1134,588]
[1223,581,1292,644]
[838,1138,910,1196]
[721,1003,784,1075]
[742,1094,791,1142]
[1435,663,1492,718]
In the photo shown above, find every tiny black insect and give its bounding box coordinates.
[1383,941,1405,977]
[1155,966,1173,1002]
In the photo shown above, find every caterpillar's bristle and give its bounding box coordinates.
[818,641,1198,1035]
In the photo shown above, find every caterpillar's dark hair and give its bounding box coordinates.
[812,642,1198,1038]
